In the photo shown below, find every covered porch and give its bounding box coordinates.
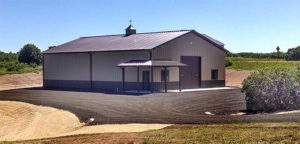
[117,59,186,93]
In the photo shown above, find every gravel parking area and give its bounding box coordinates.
[0,88,299,124]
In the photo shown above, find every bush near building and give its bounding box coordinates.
[242,66,300,111]
[225,58,233,67]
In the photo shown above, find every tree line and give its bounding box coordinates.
[0,43,299,74]
[0,44,42,65]
[0,44,44,74]
[227,46,300,61]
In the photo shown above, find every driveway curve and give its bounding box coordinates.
[0,88,299,124]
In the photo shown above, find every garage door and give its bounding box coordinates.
[180,56,201,89]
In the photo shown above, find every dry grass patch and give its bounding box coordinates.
[0,101,82,141]
[64,124,170,136]
[0,101,170,142]
[0,72,42,91]
[225,69,253,88]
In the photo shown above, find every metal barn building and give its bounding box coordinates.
[42,25,228,92]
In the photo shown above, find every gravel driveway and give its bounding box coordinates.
[0,88,299,124]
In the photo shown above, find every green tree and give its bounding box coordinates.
[286,46,300,61]
[48,45,56,49]
[18,44,42,65]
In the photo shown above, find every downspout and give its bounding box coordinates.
[42,54,45,88]
[149,50,152,60]
[149,50,153,92]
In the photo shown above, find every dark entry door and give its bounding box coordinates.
[142,71,150,90]
[180,56,201,89]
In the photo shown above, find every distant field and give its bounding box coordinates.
[226,57,300,70]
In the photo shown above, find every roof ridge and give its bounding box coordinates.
[136,29,193,34]
[80,29,193,38]
[80,34,123,38]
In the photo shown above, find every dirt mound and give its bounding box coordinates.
[0,101,170,141]
[0,101,82,141]
[226,69,253,88]
[0,72,42,91]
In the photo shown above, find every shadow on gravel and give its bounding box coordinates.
[24,87,149,96]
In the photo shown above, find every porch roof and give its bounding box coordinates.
[117,59,186,67]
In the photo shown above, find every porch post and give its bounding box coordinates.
[151,66,154,93]
[164,67,167,92]
[89,53,93,89]
[137,67,140,92]
[122,67,125,91]
[178,67,182,92]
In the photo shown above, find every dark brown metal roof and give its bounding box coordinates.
[201,34,225,47]
[43,30,227,54]
[117,59,186,67]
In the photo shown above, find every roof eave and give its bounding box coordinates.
[42,48,151,54]
[190,30,229,53]
[151,30,193,51]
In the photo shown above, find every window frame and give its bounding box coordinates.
[211,69,218,80]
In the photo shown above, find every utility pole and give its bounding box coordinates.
[276,46,280,61]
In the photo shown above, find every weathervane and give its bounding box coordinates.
[129,19,132,25]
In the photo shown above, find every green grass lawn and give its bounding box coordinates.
[5,122,300,144]
[227,57,300,70]
[145,122,300,144]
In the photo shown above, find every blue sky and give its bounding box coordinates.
[0,0,299,53]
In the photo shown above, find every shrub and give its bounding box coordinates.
[18,44,42,65]
[242,66,300,112]
[225,58,233,67]
[1,62,26,72]
[0,52,18,62]
[286,46,300,61]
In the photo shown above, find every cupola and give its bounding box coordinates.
[125,20,136,36]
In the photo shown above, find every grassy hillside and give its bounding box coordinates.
[145,123,300,143]
[9,122,300,144]
[226,57,300,70]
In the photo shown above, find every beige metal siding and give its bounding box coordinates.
[152,32,225,81]
[44,53,90,80]
[92,51,149,82]
[153,67,179,82]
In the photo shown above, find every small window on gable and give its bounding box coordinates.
[211,69,218,80]
[161,70,169,82]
